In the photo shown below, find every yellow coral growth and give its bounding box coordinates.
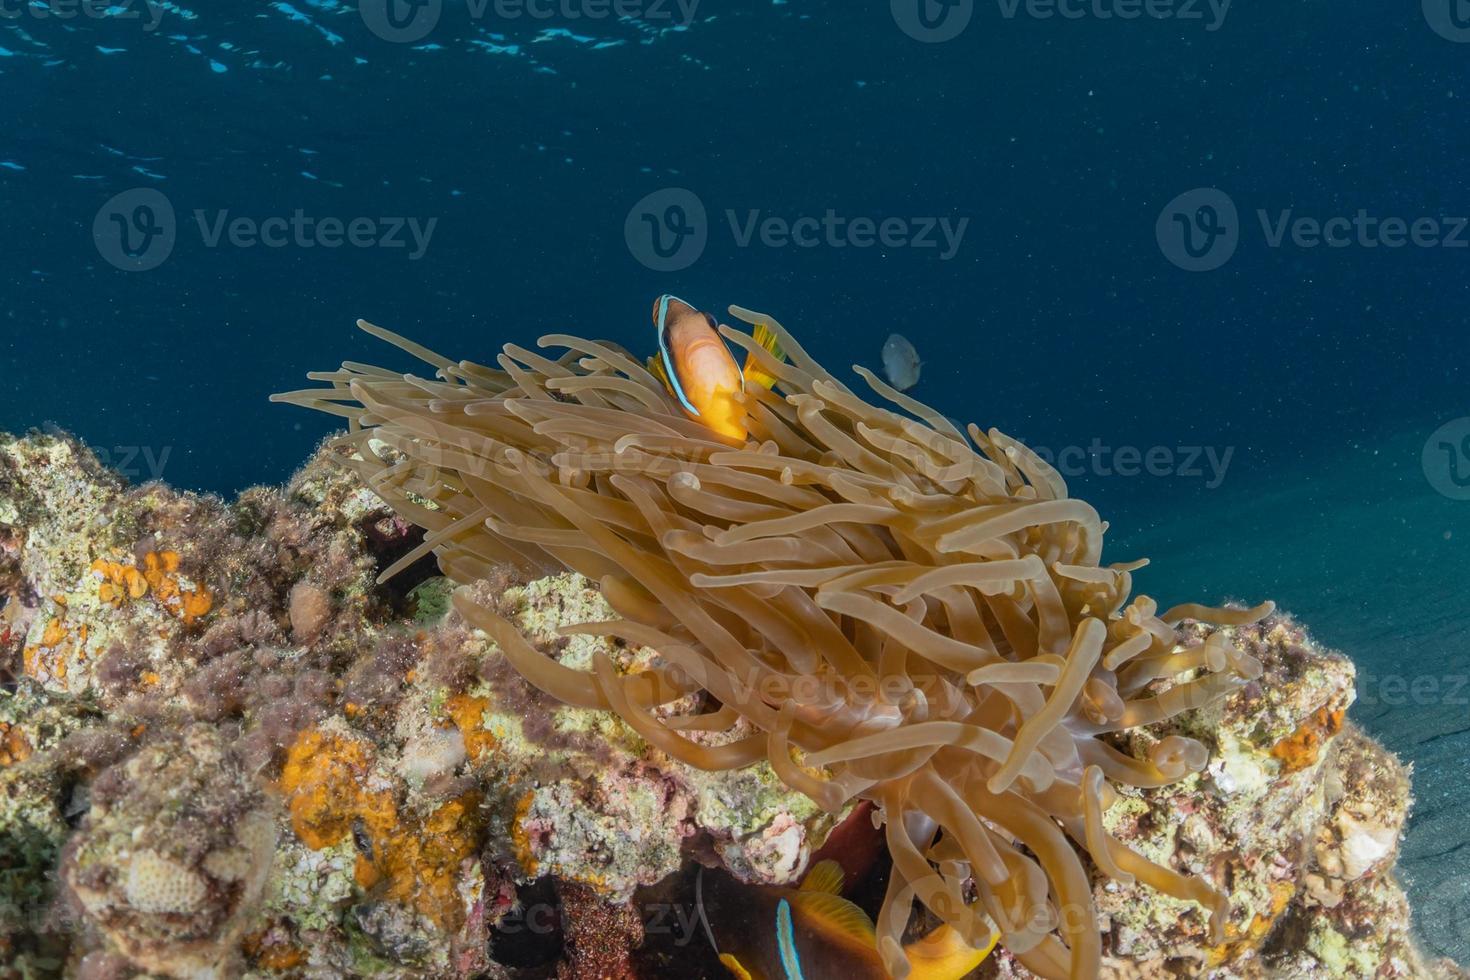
[89,552,214,625]
[279,729,378,849]
[510,790,539,878]
[24,613,79,684]
[1271,706,1345,773]
[278,727,480,930]
[1207,879,1296,966]
[91,559,149,606]
[143,548,181,578]
[353,792,480,928]
[254,944,307,971]
[143,550,214,625]
[40,617,65,648]
[243,928,308,971]
[0,723,32,766]
[446,694,496,761]
[178,588,214,625]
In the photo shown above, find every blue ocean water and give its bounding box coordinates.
[5,0,1469,963]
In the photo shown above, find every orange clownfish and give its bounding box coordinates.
[696,859,998,980]
[647,294,785,441]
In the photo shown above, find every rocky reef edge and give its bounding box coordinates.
[0,429,1462,980]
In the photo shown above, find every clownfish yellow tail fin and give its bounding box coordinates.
[741,322,786,391]
[903,923,1000,980]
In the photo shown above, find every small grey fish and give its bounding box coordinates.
[881,333,922,391]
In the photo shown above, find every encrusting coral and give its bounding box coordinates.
[0,423,1462,978]
[0,428,840,977]
[273,307,1279,979]
[63,725,277,978]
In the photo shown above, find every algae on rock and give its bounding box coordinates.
[0,429,1462,978]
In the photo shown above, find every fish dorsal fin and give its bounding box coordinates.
[741,322,786,391]
[787,890,877,946]
[904,923,999,980]
[799,859,845,895]
[753,322,786,361]
[717,953,755,980]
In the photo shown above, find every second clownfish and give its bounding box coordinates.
[647,294,785,441]
[696,858,997,980]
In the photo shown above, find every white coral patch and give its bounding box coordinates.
[1210,730,1272,795]
[125,850,208,915]
[1338,812,1396,880]
[728,815,807,886]
[398,728,467,785]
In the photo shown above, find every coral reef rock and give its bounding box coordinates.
[64,725,276,978]
[0,427,1462,978]
[0,430,830,978]
[986,616,1467,980]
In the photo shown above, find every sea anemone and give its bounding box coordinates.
[274,308,1271,980]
